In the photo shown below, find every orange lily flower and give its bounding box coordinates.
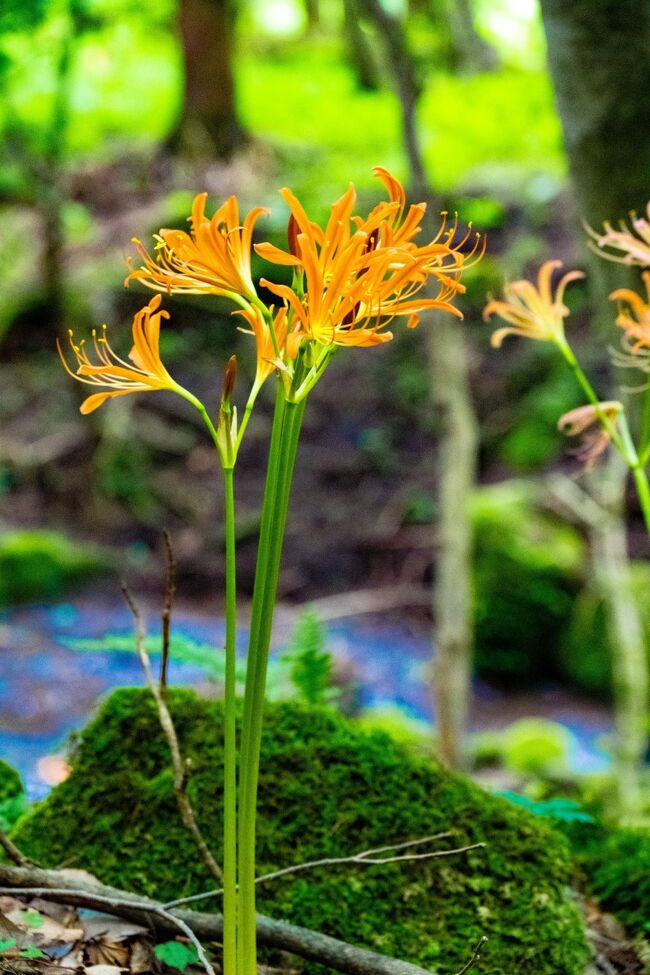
[557,401,622,469]
[255,171,477,352]
[236,304,294,389]
[610,271,650,352]
[58,295,185,414]
[484,260,584,347]
[126,193,269,302]
[586,204,650,267]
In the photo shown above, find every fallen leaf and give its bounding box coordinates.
[84,966,126,975]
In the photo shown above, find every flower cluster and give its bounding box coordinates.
[484,202,650,475]
[61,169,481,432]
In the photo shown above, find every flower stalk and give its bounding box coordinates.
[59,169,478,975]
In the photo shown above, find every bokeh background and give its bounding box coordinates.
[1,0,650,837]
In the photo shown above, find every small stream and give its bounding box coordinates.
[0,596,613,798]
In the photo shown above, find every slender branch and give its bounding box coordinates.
[164,833,485,910]
[0,863,445,975]
[0,830,35,868]
[454,937,488,975]
[160,529,177,692]
[121,583,224,885]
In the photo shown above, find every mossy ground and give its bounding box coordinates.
[13,688,588,975]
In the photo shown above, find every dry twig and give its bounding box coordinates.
[121,582,224,885]
[164,833,485,910]
[453,937,488,975]
[160,530,177,691]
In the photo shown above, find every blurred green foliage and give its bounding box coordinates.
[560,562,650,697]
[0,758,27,832]
[471,480,584,685]
[281,609,337,706]
[13,686,589,975]
[0,530,111,606]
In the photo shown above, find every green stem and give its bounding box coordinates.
[632,465,650,538]
[557,339,627,456]
[222,466,238,975]
[237,386,306,975]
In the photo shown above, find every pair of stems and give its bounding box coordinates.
[558,337,650,536]
[217,385,306,975]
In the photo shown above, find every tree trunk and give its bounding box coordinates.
[365,0,478,769]
[429,317,478,770]
[172,0,246,159]
[359,0,427,199]
[342,0,381,91]
[444,0,498,74]
[539,0,650,312]
[304,0,320,30]
[588,459,648,821]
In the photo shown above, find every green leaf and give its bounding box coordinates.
[20,946,45,958]
[154,940,199,971]
[0,939,17,952]
[22,910,44,929]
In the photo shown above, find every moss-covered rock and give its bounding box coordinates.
[13,688,588,975]
[0,759,23,803]
[0,530,111,606]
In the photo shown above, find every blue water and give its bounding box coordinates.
[0,597,612,798]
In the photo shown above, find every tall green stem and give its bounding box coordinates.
[237,386,306,975]
[632,465,650,537]
[222,466,238,975]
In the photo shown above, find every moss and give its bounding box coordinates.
[561,818,650,936]
[0,530,111,606]
[0,759,23,803]
[13,688,588,975]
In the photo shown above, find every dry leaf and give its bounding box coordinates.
[129,939,157,975]
[83,966,126,975]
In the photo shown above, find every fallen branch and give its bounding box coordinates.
[0,863,444,975]
[164,833,485,910]
[0,829,34,867]
[121,583,224,886]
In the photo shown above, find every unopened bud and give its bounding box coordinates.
[288,214,300,257]
[223,355,237,402]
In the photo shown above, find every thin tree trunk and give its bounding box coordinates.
[365,0,478,769]
[342,0,381,91]
[359,0,427,200]
[444,0,498,74]
[172,0,246,158]
[588,459,648,820]
[304,0,320,30]
[429,318,478,770]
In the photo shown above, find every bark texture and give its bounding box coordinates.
[589,461,648,820]
[429,317,477,770]
[173,0,246,158]
[540,0,650,308]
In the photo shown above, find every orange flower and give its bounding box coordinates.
[126,193,269,302]
[254,171,478,352]
[557,401,622,469]
[236,304,294,389]
[586,204,650,267]
[58,295,185,414]
[484,260,584,347]
[610,271,650,352]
